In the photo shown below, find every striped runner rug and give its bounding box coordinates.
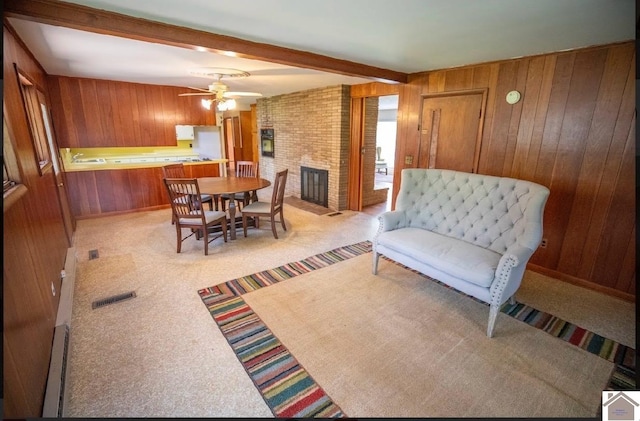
[198,240,636,417]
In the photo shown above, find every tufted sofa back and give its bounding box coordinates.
[396,169,550,254]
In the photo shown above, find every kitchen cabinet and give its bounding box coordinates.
[65,163,221,218]
[175,125,195,140]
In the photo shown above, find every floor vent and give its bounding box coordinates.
[92,291,136,309]
[327,212,343,217]
[89,249,99,260]
[42,324,70,417]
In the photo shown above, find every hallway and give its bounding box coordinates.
[363,169,394,216]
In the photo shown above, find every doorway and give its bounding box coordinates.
[371,95,398,212]
[347,87,400,212]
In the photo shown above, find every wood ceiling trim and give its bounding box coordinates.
[4,0,408,84]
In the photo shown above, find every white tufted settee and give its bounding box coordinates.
[372,169,550,337]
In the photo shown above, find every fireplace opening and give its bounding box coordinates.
[300,166,328,207]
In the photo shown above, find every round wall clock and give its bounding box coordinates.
[506,90,521,104]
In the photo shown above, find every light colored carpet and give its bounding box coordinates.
[66,201,378,417]
[65,197,635,417]
[243,254,614,417]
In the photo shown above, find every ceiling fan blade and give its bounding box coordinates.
[178,92,215,97]
[186,86,212,93]
[224,91,263,98]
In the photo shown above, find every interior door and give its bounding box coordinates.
[418,91,485,172]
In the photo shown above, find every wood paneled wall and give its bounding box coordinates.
[394,41,635,298]
[65,163,221,218]
[47,76,217,147]
[3,24,70,418]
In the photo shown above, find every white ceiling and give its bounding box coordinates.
[6,0,635,107]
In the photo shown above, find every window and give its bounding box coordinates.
[15,65,52,175]
[3,111,28,210]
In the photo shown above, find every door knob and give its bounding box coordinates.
[58,183,64,187]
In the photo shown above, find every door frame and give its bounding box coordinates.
[418,88,488,173]
[347,83,400,211]
[347,97,365,210]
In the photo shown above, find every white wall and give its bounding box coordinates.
[376,121,396,165]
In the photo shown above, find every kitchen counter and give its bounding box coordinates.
[63,158,228,172]
[59,144,228,172]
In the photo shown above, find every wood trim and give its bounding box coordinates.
[4,0,408,84]
[3,184,29,212]
[347,98,364,210]
[350,82,401,98]
[427,109,440,168]
[527,263,635,303]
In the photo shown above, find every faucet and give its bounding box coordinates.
[72,153,84,162]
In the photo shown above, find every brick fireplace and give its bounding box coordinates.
[256,85,351,211]
[300,166,328,207]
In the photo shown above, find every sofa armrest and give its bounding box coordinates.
[489,243,535,306]
[376,210,407,234]
[372,210,407,274]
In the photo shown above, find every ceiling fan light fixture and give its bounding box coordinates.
[180,68,259,108]
[201,99,213,110]
[217,99,236,111]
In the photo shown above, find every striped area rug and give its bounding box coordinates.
[200,241,371,300]
[502,302,636,391]
[199,240,636,417]
[199,241,371,418]
[207,296,344,417]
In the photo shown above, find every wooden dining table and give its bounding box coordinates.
[197,176,271,240]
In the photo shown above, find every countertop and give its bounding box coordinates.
[63,158,228,172]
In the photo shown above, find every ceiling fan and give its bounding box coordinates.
[178,68,262,110]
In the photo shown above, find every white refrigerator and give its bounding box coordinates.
[191,126,225,160]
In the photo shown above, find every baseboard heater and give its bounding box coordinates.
[42,247,77,418]
[43,324,70,417]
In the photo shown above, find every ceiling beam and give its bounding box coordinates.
[4,0,408,84]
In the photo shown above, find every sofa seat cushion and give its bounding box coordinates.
[377,228,501,288]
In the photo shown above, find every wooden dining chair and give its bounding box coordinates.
[162,163,216,223]
[241,169,288,239]
[163,177,228,255]
[220,160,259,211]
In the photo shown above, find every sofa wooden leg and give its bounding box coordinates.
[487,303,499,338]
[509,295,516,305]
